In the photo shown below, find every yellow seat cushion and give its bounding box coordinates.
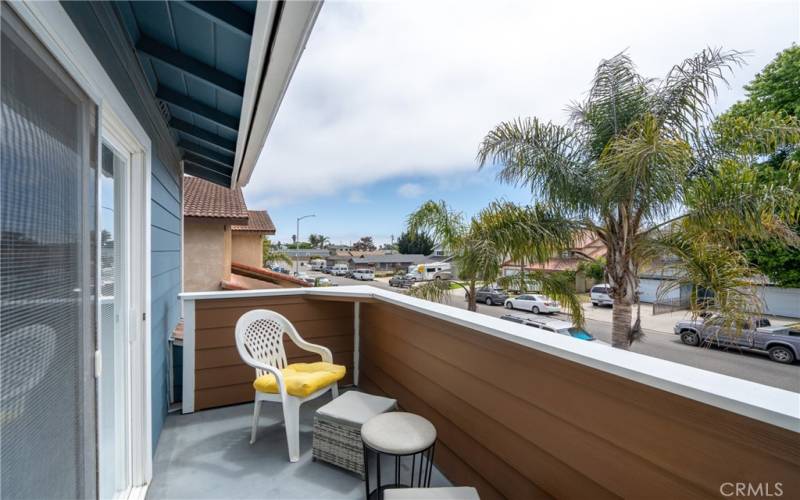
[253,362,346,398]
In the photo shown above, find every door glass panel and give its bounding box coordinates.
[1,5,98,499]
[98,144,130,498]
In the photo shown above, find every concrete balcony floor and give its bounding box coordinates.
[148,392,451,499]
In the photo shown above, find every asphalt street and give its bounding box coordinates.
[310,271,800,392]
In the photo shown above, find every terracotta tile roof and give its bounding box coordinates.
[232,210,276,234]
[171,320,184,342]
[230,262,312,287]
[183,176,248,222]
[224,274,284,290]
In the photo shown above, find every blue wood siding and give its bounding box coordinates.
[60,1,184,455]
[151,153,182,450]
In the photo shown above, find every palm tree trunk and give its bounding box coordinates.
[611,298,633,348]
[467,281,478,312]
[607,238,638,349]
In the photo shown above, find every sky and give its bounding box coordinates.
[242,0,800,246]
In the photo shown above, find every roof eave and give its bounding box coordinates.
[231,0,322,188]
[185,215,250,225]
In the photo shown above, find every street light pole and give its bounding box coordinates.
[295,214,315,274]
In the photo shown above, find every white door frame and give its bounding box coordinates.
[9,0,154,493]
[101,107,153,496]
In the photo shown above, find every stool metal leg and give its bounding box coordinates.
[425,445,435,487]
[363,445,369,500]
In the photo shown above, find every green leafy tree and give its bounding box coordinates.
[407,200,584,324]
[262,237,291,267]
[725,44,800,119]
[714,45,800,287]
[352,236,377,252]
[478,49,800,348]
[577,257,606,282]
[397,231,435,255]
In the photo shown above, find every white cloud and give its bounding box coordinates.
[347,190,369,203]
[396,182,424,198]
[243,0,799,208]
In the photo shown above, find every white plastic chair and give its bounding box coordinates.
[234,309,339,462]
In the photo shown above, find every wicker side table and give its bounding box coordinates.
[312,391,397,478]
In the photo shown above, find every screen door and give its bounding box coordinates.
[1,4,99,499]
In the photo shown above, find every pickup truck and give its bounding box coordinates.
[674,315,800,364]
[389,273,416,288]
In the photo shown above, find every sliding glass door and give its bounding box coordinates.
[98,142,131,499]
[1,4,98,498]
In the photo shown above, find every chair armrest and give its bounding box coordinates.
[292,337,333,363]
[241,357,288,396]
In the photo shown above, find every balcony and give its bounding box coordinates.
[161,286,800,499]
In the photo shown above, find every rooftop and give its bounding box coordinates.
[351,254,429,265]
[183,176,248,221]
[231,210,276,234]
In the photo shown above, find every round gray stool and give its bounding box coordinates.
[361,412,437,500]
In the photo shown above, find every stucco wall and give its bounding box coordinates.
[231,232,263,268]
[184,219,230,292]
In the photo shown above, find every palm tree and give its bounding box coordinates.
[478,49,800,349]
[406,200,585,325]
[308,233,330,249]
[262,237,292,267]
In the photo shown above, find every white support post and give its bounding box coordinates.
[182,299,195,413]
[353,302,360,387]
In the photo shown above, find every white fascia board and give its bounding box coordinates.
[232,0,323,188]
[179,285,800,433]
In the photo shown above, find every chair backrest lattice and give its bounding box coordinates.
[236,311,291,377]
[234,308,331,379]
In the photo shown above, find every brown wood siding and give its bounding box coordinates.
[359,301,800,500]
[192,295,354,410]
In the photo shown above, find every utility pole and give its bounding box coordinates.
[295,214,315,274]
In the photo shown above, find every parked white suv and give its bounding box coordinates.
[352,269,374,281]
[331,264,349,276]
[590,284,613,307]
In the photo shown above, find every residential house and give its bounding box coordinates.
[351,253,430,273]
[183,176,305,291]
[280,248,331,270]
[1,1,319,497]
[3,2,797,500]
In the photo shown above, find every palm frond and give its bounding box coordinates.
[472,201,580,264]
[682,159,800,246]
[405,279,454,304]
[570,51,653,158]
[712,111,800,162]
[406,200,467,254]
[477,118,593,211]
[597,113,693,224]
[654,231,763,332]
[654,47,746,136]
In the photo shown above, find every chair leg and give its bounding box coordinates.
[250,397,261,445]
[282,396,301,462]
[331,382,339,399]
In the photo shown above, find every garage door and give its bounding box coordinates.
[639,279,680,303]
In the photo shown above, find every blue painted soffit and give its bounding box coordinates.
[115,0,258,187]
